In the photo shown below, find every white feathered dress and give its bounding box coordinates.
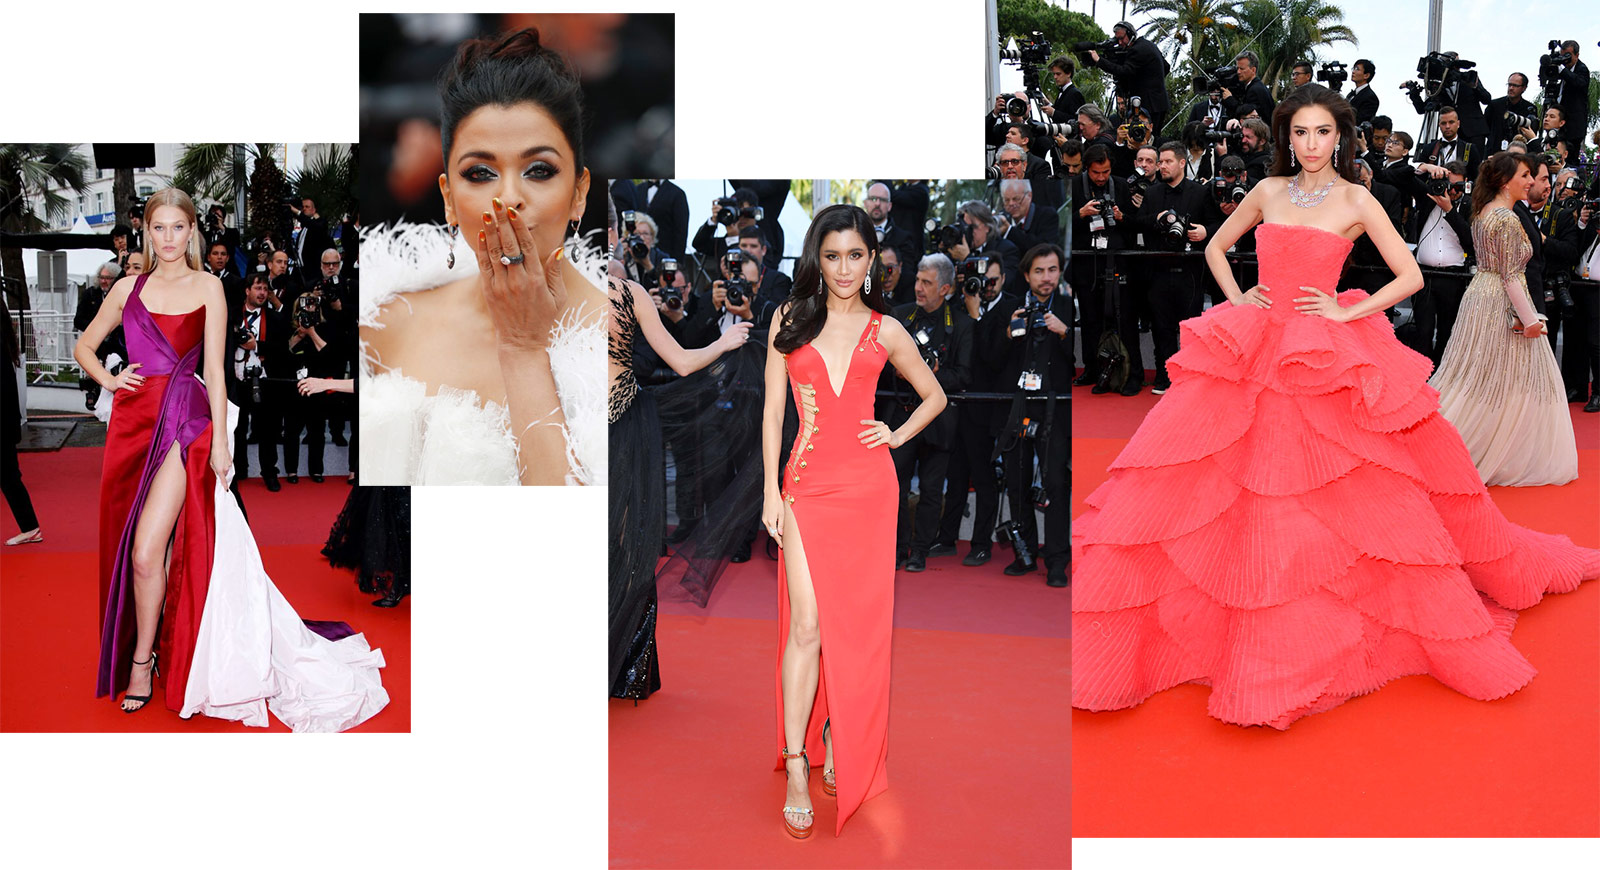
[357,223,607,486]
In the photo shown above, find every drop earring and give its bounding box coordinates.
[446,224,458,268]
[864,270,872,295]
[567,219,580,237]
[1290,146,1297,169]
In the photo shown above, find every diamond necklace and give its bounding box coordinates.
[1287,172,1336,208]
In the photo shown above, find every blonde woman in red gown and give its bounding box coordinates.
[760,204,946,836]
[1070,85,1599,730]
[76,187,385,731]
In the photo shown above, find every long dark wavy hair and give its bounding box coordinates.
[774,204,893,355]
[1268,83,1361,183]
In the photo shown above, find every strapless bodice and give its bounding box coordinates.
[1254,223,1355,320]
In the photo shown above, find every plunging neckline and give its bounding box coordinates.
[806,311,877,400]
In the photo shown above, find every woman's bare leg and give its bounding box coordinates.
[779,501,820,830]
[123,444,186,711]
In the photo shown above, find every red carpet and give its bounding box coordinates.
[1071,401,1600,836]
[1,448,409,733]
[611,554,1069,868]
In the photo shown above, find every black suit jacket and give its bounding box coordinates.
[1554,60,1591,146]
[730,180,791,267]
[1410,72,1491,140]
[1541,201,1583,278]
[1093,37,1170,116]
[1513,201,1547,316]
[1347,84,1380,124]
[637,180,690,260]
[874,220,920,305]
[294,214,332,270]
[998,292,1071,398]
[1070,172,1131,252]
[1052,85,1085,123]
[975,236,1023,293]
[1004,202,1061,255]
[1223,77,1275,122]
[1187,99,1227,129]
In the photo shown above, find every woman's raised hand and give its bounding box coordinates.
[714,320,753,354]
[475,197,567,352]
[1232,285,1272,309]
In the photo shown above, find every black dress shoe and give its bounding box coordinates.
[1587,395,1600,413]
[1568,389,1586,403]
[310,473,324,483]
[729,541,752,563]
[285,474,298,484]
[962,547,992,567]
[1003,558,1038,576]
[1119,380,1143,396]
[263,476,281,492]
[1046,569,1069,588]
[904,553,927,572]
[1090,381,1111,394]
[1072,372,1098,387]
[928,542,958,558]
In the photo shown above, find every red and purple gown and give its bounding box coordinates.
[775,311,897,835]
[95,273,387,732]
[1071,223,1600,729]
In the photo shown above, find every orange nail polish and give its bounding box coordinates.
[482,212,492,224]
[493,198,504,210]
[507,207,517,221]
[478,230,486,243]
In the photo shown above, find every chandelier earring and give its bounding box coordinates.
[446,223,458,268]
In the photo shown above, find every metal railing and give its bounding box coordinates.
[17,311,85,386]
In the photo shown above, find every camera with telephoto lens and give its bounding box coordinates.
[997,515,1037,570]
[1547,270,1576,314]
[1199,126,1244,152]
[1503,109,1538,141]
[925,218,974,255]
[1404,52,1475,113]
[1155,209,1192,250]
[621,210,649,261]
[721,249,751,307]
[958,256,991,296]
[714,197,763,227]
[1000,31,1056,100]
[1316,61,1348,90]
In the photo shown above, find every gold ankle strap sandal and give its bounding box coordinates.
[779,747,814,838]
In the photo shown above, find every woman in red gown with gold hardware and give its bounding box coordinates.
[76,187,386,731]
[760,204,947,837]
[1071,85,1599,730]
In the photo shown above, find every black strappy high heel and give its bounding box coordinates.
[122,652,159,713]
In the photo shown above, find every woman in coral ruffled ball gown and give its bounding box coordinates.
[1071,84,1599,730]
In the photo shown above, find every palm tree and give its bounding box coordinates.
[1134,0,1236,72]
[1225,0,1357,99]
[173,143,273,215]
[0,143,91,316]
[289,144,357,225]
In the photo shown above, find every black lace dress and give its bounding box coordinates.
[322,486,411,605]
[608,282,663,700]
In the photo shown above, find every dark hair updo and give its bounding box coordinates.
[774,204,892,355]
[438,27,586,170]
[1268,83,1360,183]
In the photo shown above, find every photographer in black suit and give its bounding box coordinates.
[999,178,1060,255]
[635,179,689,260]
[1547,40,1589,153]
[1086,22,1169,137]
[1044,56,1085,124]
[1068,144,1129,389]
[227,273,289,493]
[997,245,1070,588]
[1545,169,1589,403]
[936,258,1020,567]
[1136,140,1225,394]
[289,196,332,274]
[1402,160,1475,361]
[1511,155,1552,343]
[1348,59,1380,123]
[691,186,775,269]
[879,254,972,572]
[950,200,1021,302]
[1221,51,1275,125]
[1485,72,1539,153]
[279,258,343,485]
[1407,52,1491,153]
[864,181,921,303]
[1417,106,1483,184]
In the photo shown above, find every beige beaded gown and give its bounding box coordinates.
[1428,206,1577,486]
